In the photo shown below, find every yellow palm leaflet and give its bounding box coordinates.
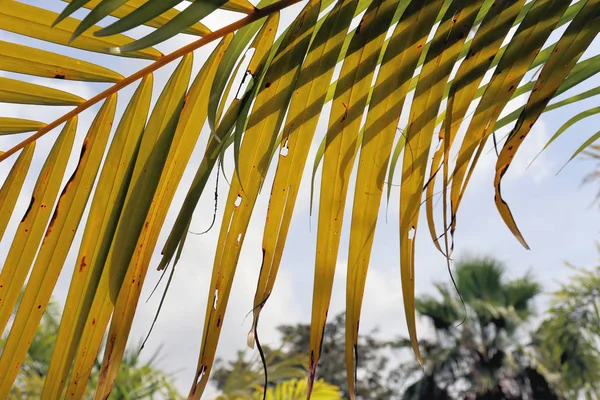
[0,95,117,398]
[386,129,407,202]
[215,53,246,124]
[225,14,283,175]
[41,77,153,400]
[0,118,46,135]
[0,41,122,83]
[221,0,257,14]
[93,36,232,399]
[249,0,361,357]
[61,0,212,36]
[0,118,77,336]
[345,0,455,395]
[494,0,600,248]
[158,13,279,273]
[424,0,525,253]
[0,0,161,60]
[206,0,280,134]
[0,77,84,106]
[308,0,407,391]
[0,143,35,240]
[189,1,320,397]
[399,0,483,365]
[65,56,191,400]
[449,0,572,247]
[95,0,217,37]
[107,0,230,53]
[157,97,248,275]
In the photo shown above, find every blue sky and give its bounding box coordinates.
[1,0,600,397]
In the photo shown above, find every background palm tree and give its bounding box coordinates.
[1,0,599,397]
[396,257,554,400]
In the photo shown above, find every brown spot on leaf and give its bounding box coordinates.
[79,257,87,273]
[341,102,349,122]
[54,74,65,79]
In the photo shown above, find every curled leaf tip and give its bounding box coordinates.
[494,169,530,250]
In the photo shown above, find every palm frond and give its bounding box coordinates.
[0,0,599,398]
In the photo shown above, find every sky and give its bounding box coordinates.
[1,0,600,397]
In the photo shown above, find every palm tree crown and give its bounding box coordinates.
[399,257,549,400]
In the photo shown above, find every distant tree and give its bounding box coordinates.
[534,252,600,399]
[212,346,306,398]
[396,257,556,400]
[212,346,340,400]
[276,313,399,399]
[212,313,397,399]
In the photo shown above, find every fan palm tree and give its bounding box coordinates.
[396,257,553,399]
[0,0,599,398]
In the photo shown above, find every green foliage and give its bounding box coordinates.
[534,253,600,399]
